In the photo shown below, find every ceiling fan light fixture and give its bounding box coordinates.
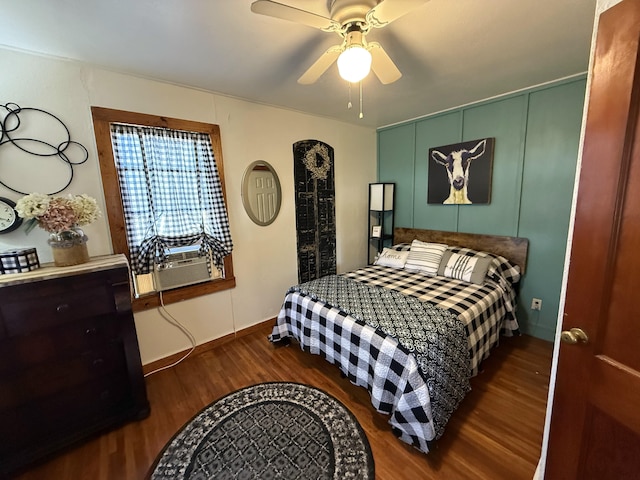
[337,44,372,83]
[252,1,411,86]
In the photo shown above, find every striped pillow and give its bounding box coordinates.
[404,240,448,275]
[438,251,492,284]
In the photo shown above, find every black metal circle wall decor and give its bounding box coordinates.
[0,102,89,195]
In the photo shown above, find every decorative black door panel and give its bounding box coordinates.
[293,140,336,283]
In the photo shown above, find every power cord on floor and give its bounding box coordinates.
[144,291,197,378]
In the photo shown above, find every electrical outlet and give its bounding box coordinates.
[531,298,542,311]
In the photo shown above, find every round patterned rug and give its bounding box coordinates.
[148,382,375,480]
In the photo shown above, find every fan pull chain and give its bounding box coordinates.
[347,82,353,110]
[359,81,364,119]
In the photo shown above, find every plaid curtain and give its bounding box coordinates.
[110,124,233,275]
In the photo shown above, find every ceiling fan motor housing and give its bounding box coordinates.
[330,0,377,26]
[344,28,366,48]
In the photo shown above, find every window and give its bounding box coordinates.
[92,107,235,311]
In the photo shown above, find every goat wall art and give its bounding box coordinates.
[428,138,495,205]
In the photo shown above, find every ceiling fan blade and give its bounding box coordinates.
[368,42,402,84]
[366,0,430,28]
[251,0,340,32]
[298,45,342,84]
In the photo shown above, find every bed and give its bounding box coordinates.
[270,228,528,453]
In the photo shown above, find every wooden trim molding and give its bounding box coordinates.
[90,107,235,311]
[142,318,276,375]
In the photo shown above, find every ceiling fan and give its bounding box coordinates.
[251,0,430,85]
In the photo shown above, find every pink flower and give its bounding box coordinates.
[36,198,76,233]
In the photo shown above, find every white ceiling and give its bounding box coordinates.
[0,0,597,128]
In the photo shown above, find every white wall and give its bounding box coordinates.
[0,47,377,364]
[535,0,622,478]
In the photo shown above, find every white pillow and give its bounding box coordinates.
[404,240,448,275]
[374,248,409,268]
[438,251,492,284]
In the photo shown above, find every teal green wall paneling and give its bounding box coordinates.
[377,77,587,341]
[517,79,587,340]
[414,111,461,231]
[459,97,527,236]
[377,124,416,227]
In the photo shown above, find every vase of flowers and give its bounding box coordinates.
[15,193,101,267]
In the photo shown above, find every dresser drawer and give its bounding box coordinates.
[0,342,128,409]
[0,281,116,337]
[0,315,122,376]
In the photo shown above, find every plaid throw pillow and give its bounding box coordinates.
[389,243,411,252]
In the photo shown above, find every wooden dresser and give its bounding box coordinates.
[0,255,150,476]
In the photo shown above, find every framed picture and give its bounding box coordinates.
[371,225,382,238]
[428,137,495,204]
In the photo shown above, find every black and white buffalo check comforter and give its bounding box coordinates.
[270,250,520,453]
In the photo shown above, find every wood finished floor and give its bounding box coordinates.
[12,323,553,480]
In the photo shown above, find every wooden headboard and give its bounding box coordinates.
[394,228,529,274]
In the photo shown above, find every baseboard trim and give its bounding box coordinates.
[142,317,276,375]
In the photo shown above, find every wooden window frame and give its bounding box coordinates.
[91,107,235,312]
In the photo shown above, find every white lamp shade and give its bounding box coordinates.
[370,183,394,211]
[337,46,372,83]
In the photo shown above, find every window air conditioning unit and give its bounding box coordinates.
[152,247,212,292]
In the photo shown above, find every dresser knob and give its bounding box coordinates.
[85,328,97,335]
[56,303,70,313]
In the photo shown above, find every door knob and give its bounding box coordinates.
[560,327,589,345]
